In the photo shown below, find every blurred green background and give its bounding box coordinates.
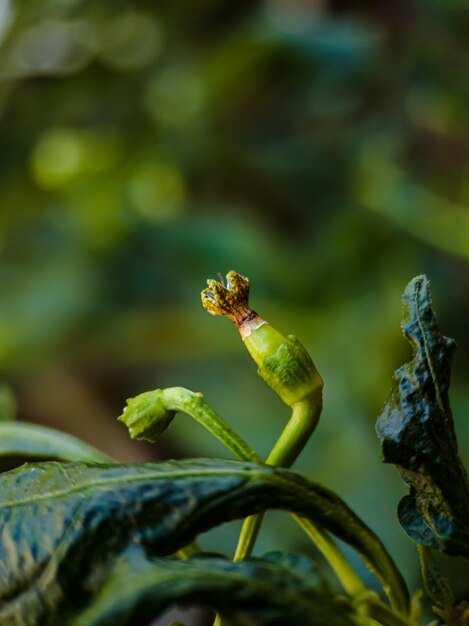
[1,0,469,609]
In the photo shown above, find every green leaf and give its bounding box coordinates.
[75,548,355,626]
[376,275,469,556]
[0,458,406,624]
[0,422,111,467]
[417,545,453,610]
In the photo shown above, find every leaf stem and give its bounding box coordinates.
[233,398,323,562]
[264,398,322,467]
[161,388,261,463]
[294,516,366,596]
[175,542,202,560]
[360,595,415,626]
[230,399,409,615]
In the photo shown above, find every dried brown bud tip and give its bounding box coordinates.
[201,270,259,329]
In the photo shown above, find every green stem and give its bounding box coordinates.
[213,614,223,626]
[231,400,367,607]
[161,388,260,463]
[361,596,415,626]
[175,542,202,560]
[231,400,409,615]
[294,516,366,596]
[165,394,364,596]
[233,513,264,562]
[234,398,321,563]
[264,399,321,467]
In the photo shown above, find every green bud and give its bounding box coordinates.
[201,271,323,408]
[244,324,322,407]
[118,389,175,441]
[119,386,261,462]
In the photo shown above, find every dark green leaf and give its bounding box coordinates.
[0,457,405,624]
[376,275,469,556]
[75,548,355,626]
[417,545,453,610]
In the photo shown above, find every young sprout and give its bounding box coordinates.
[203,270,327,626]
[203,272,411,619]
[202,270,323,410]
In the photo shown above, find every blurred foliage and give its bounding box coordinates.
[0,0,469,608]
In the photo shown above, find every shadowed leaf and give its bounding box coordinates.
[0,457,405,624]
[376,275,469,556]
[74,548,356,626]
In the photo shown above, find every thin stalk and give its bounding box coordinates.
[231,403,363,595]
[264,399,321,467]
[215,400,363,626]
[231,402,409,614]
[163,388,260,463]
[294,516,366,596]
[175,542,201,560]
[234,399,321,562]
[362,597,415,626]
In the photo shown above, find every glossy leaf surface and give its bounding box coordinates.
[75,548,356,626]
[376,275,469,556]
[0,457,404,624]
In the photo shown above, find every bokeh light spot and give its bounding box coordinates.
[99,11,162,71]
[145,67,206,127]
[30,127,122,190]
[11,19,95,76]
[128,161,185,222]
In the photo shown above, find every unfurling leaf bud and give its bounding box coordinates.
[119,387,261,462]
[201,271,323,408]
[118,390,176,441]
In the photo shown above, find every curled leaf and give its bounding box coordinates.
[376,275,469,556]
[75,549,355,626]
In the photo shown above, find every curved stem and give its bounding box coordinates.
[235,515,366,597]
[139,390,407,618]
[231,401,410,615]
[360,595,415,626]
[168,394,365,595]
[264,398,321,468]
[294,516,366,596]
[217,400,365,626]
[234,398,322,563]
[164,392,363,597]
[162,388,261,463]
[175,542,202,560]
[232,513,265,562]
